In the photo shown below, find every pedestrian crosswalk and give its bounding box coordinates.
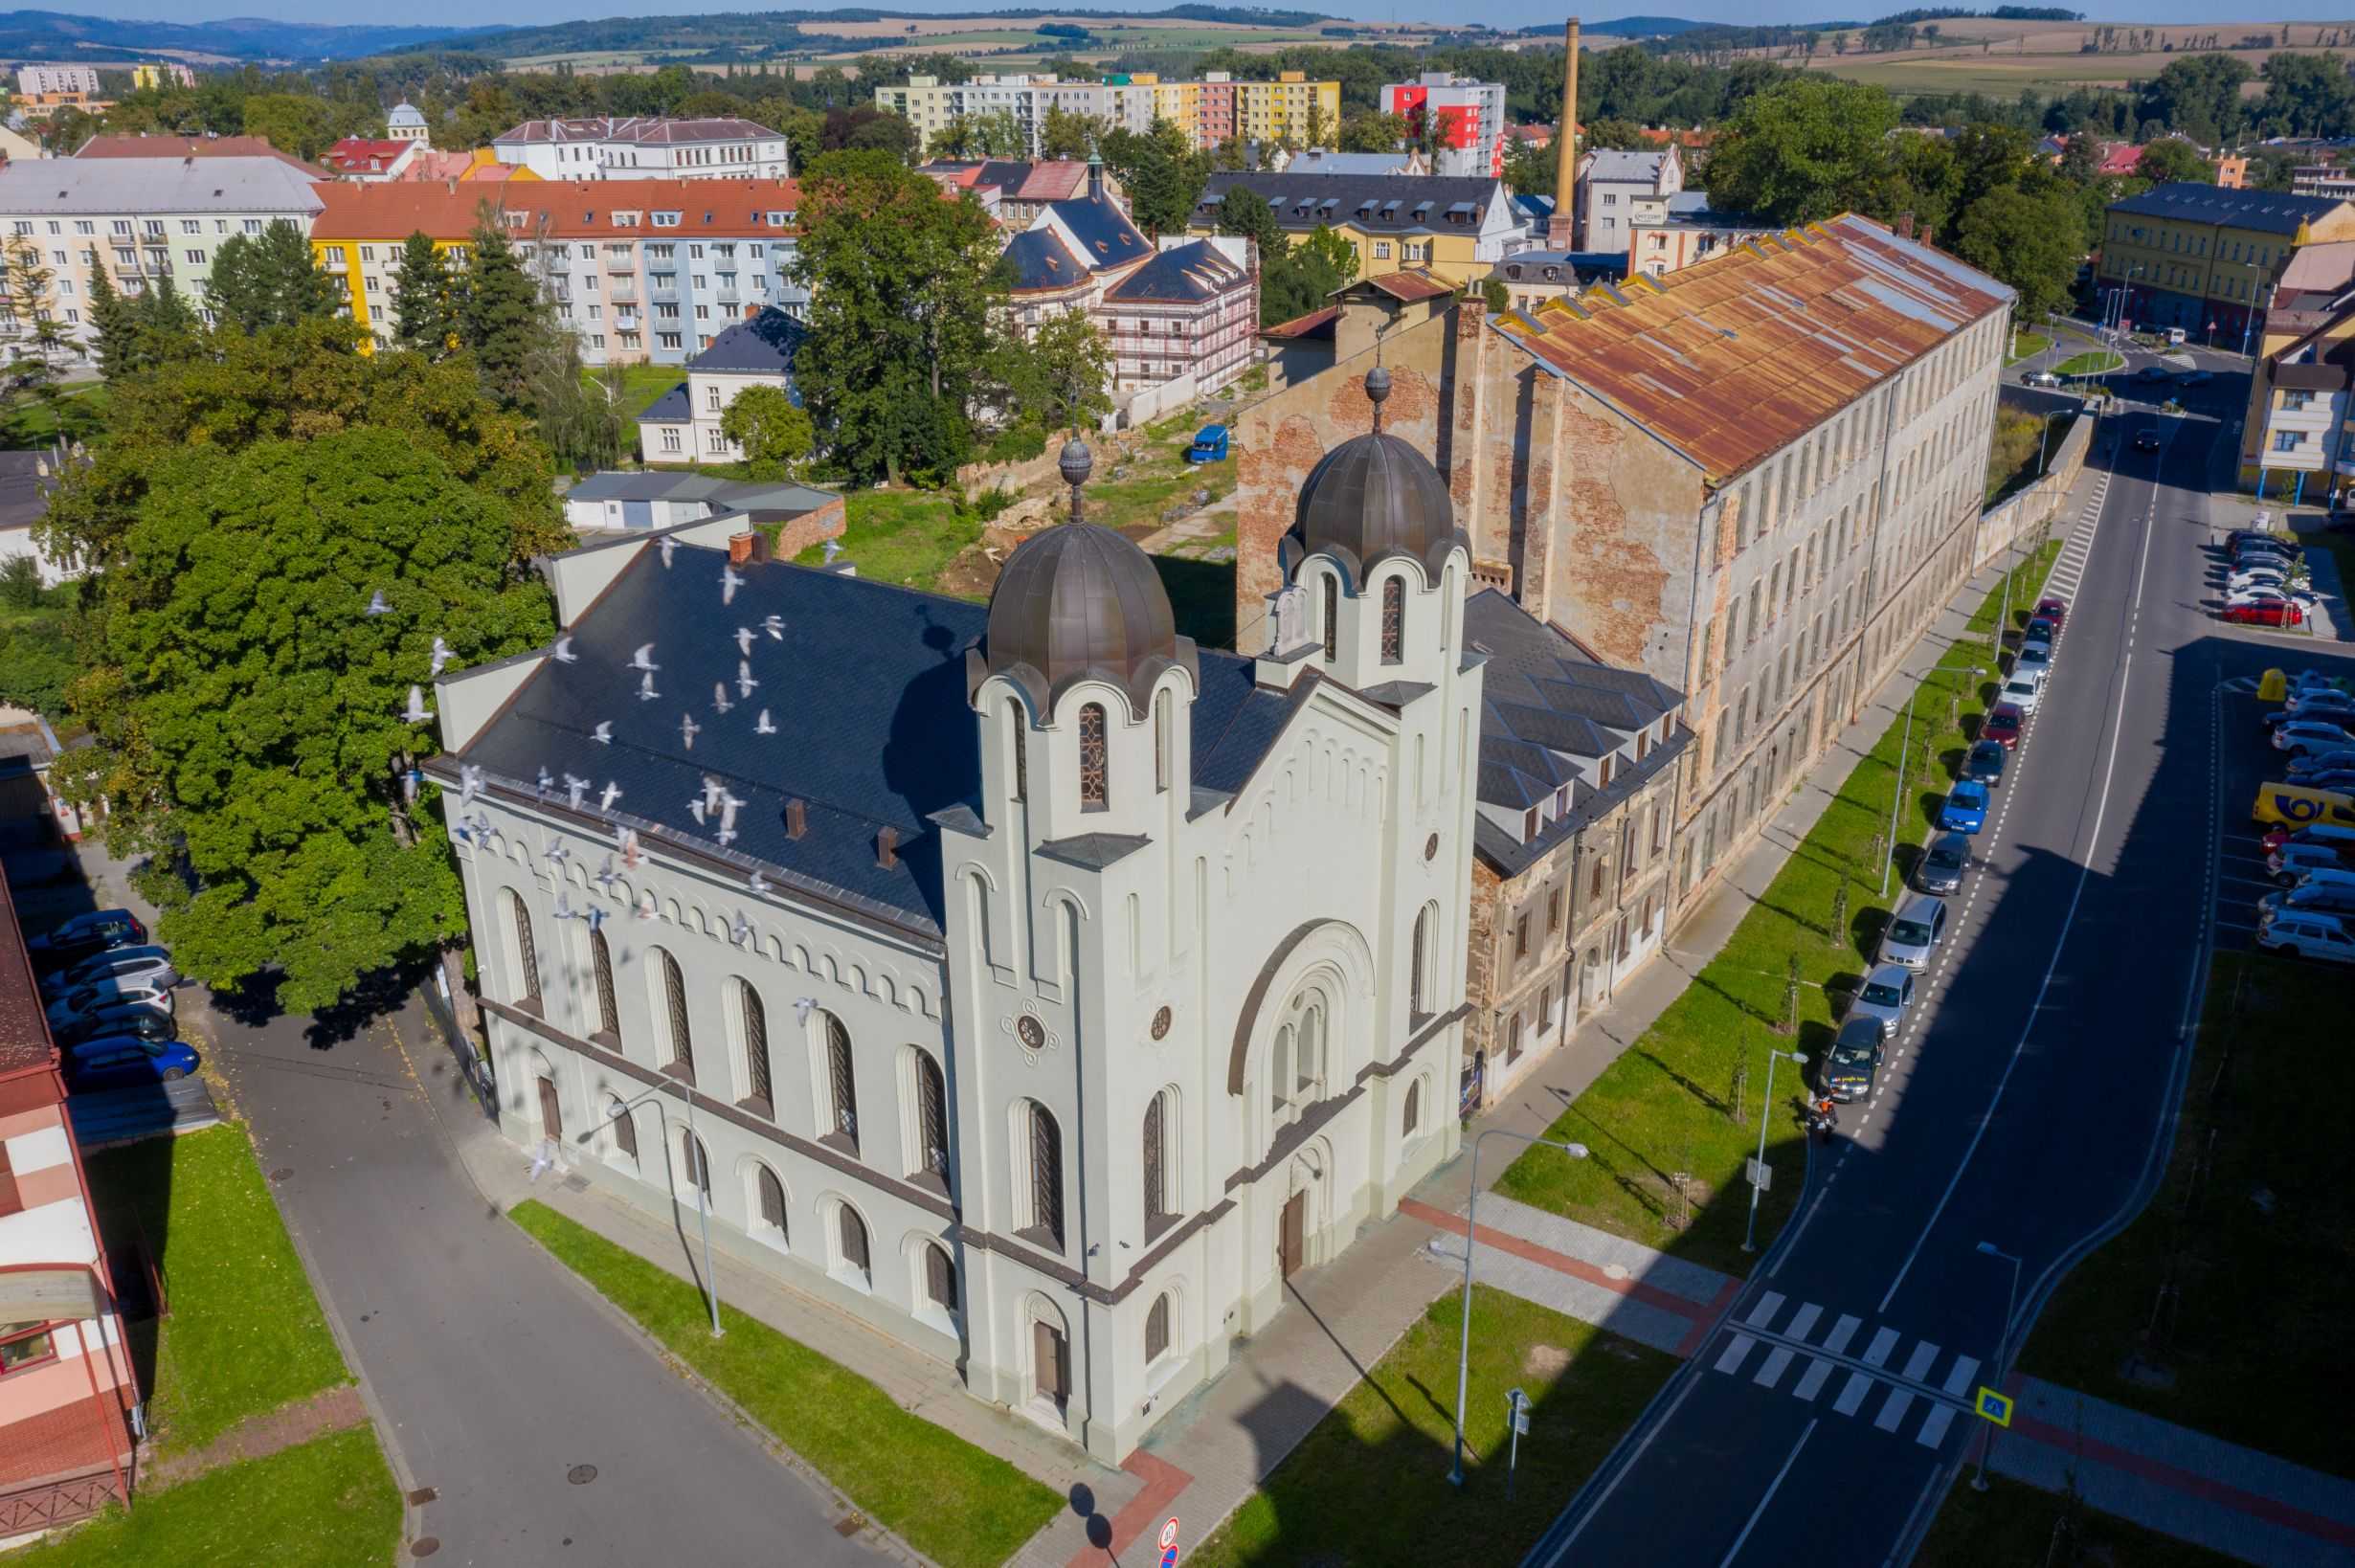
[1703,1293,1982,1450]
[2038,477,2108,605]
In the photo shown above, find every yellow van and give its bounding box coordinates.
[2252,783,2355,829]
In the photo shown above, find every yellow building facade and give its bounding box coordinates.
[2097,182,2355,345]
[1234,73,1337,146]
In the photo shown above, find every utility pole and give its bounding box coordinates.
[1742,1047,1809,1252]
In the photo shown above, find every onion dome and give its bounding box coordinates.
[1290,366,1468,587]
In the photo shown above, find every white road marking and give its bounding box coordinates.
[1793,1357,1835,1401]
[1744,1291,1786,1330]
[1863,1326,1900,1368]
[1753,1346,1795,1388]
[1940,1355,1981,1397]
[1832,1371,1873,1416]
[1718,1419,1817,1568]
[1824,1313,1861,1355]
[1716,1333,1757,1374]
[1874,1387,1918,1432]
[1900,1341,1940,1382]
[1915,1403,1959,1448]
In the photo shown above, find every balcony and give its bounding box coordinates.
[616,312,640,331]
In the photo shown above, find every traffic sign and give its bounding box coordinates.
[1160,1546,1178,1568]
[1159,1518,1178,1550]
[1746,1157,1772,1192]
[1974,1387,2014,1427]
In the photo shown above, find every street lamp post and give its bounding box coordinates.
[597,1084,725,1337]
[1447,1129,1590,1488]
[1743,1047,1809,1253]
[1971,1240,2024,1491]
[1882,685,1918,899]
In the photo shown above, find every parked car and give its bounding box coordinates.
[1820,1017,1888,1104]
[1879,893,1950,971]
[2228,588,2315,611]
[2001,674,2047,715]
[22,909,146,968]
[1940,779,1991,834]
[2015,642,2053,679]
[1850,964,1917,1038]
[2224,600,2306,627]
[2284,689,2355,717]
[2273,843,2355,885]
[2287,747,2355,779]
[44,979,174,1030]
[1916,831,1971,895]
[1963,739,2008,785]
[2255,911,2355,964]
[2231,569,2299,594]
[2252,783,2355,830]
[2276,719,2355,755]
[61,1037,200,1094]
[2033,596,2069,626]
[51,1002,175,1050]
[2023,616,2059,647]
[1983,704,2026,748]
[2260,819,2355,857]
[2260,881,2355,923]
[2024,370,2062,388]
[2136,365,2170,383]
[2263,698,2355,728]
[2289,770,2355,795]
[40,945,176,998]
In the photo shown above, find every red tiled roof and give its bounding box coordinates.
[73,134,312,171]
[308,176,804,240]
[324,139,412,174]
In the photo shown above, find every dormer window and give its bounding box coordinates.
[1524,806,1539,839]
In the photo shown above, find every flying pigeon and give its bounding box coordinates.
[402,768,420,804]
[584,905,607,932]
[592,720,614,744]
[680,713,701,750]
[659,535,678,569]
[545,842,570,866]
[701,776,726,817]
[753,708,775,736]
[637,672,660,702]
[821,538,842,564]
[792,997,818,1024]
[712,682,733,715]
[687,795,707,824]
[459,763,482,806]
[730,912,752,945]
[598,781,622,813]
[364,588,391,616]
[619,828,641,867]
[398,685,433,725]
[734,626,755,658]
[536,768,554,795]
[636,890,657,920]
[629,643,660,672]
[762,615,784,640]
[749,870,770,897]
[563,774,590,811]
[720,563,744,606]
[552,634,576,663]
[467,811,491,840]
[429,636,453,677]
[553,892,576,921]
[736,660,758,699]
[596,855,617,891]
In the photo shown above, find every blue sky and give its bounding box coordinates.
[98,3,2355,34]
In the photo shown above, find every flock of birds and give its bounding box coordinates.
[389,538,814,933]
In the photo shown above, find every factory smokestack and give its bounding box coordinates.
[1549,17,1580,249]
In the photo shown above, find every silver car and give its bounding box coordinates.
[1916,832,1970,896]
[1879,894,1948,971]
[1850,964,1916,1038]
[45,978,174,1029]
[43,944,177,997]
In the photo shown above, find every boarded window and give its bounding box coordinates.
[740,981,772,1107]
[837,1204,870,1279]
[914,1049,949,1179]
[610,1102,638,1165]
[825,1015,858,1149]
[756,1165,786,1235]
[683,1131,710,1198]
[590,929,617,1036]
[1402,1079,1421,1135]
[1380,576,1404,662]
[660,950,691,1073]
[1029,1101,1065,1247]
[1143,1092,1171,1232]
[1079,703,1109,810]
[925,1243,956,1310]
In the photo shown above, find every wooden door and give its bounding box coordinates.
[1033,1320,1068,1405]
[1279,1191,1306,1281]
[536,1076,562,1140]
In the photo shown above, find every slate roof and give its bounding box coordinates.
[443,541,1289,934]
[2108,181,2350,235]
[0,872,59,1079]
[0,451,57,535]
[1289,150,1418,176]
[0,156,325,216]
[564,472,835,514]
[1581,148,1672,185]
[639,383,691,423]
[1492,213,2010,487]
[1105,239,1246,304]
[1198,171,1505,235]
[687,308,807,377]
[1045,192,1152,269]
[1004,228,1092,293]
[1464,590,1686,878]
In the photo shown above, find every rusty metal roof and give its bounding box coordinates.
[1491,213,2011,488]
[0,870,57,1079]
[1358,270,1454,303]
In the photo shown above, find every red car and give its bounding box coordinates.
[2035,596,2068,627]
[2222,600,2305,627]
[1982,703,2025,748]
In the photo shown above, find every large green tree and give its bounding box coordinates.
[2258,53,2355,139]
[240,91,337,159]
[719,384,816,479]
[390,232,459,358]
[457,220,544,407]
[788,150,1007,483]
[2135,55,2253,147]
[207,219,342,335]
[1038,105,1104,161]
[1103,120,1211,238]
[1953,186,2085,321]
[996,309,1112,436]
[2135,137,2215,186]
[1706,77,1899,226]
[1,238,73,430]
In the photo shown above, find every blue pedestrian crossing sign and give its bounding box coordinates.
[1974,1387,2014,1427]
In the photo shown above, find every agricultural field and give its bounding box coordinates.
[1760,18,2355,99]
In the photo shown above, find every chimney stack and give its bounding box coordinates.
[1548,18,1581,250]
[1895,211,1916,240]
[785,798,807,840]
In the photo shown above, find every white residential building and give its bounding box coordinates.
[1576,146,1682,257]
[491,118,791,182]
[14,66,99,101]
[636,307,808,463]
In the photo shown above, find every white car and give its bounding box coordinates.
[2000,673,2046,714]
[2231,569,2300,593]
[2276,719,2355,754]
[2256,910,2355,964]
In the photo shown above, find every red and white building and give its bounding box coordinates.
[0,879,134,1538]
[1380,74,1508,180]
[321,137,421,183]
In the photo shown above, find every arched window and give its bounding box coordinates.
[503,888,540,1005]
[1321,579,1338,661]
[1403,1078,1422,1135]
[923,1242,958,1312]
[656,948,692,1074]
[1023,1101,1065,1248]
[1007,697,1027,803]
[1270,1025,1292,1116]
[1078,702,1109,811]
[1143,1090,1173,1235]
[755,1164,787,1241]
[737,979,772,1109]
[589,928,617,1038]
[1145,1291,1172,1363]
[682,1131,710,1200]
[823,1014,858,1151]
[608,1097,639,1166]
[836,1204,870,1286]
[1379,576,1404,663]
[1154,689,1171,794]
[912,1048,949,1181]
[1409,907,1430,1017]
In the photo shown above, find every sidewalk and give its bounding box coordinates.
[1992,1377,2355,1568]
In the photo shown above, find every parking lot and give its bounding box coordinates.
[2207,653,2355,957]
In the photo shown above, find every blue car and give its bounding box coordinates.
[62,1035,199,1093]
[1940,779,1990,834]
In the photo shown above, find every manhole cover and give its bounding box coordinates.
[409,1538,439,1558]
[1603,1263,1630,1281]
[270,1168,293,1184]
[567,1465,598,1486]
[406,1486,437,1506]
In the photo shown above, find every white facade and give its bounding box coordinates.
[432,468,1482,1462]
[1576,146,1683,258]
[492,118,791,183]
[15,66,98,99]
[388,102,431,146]
[1379,75,1509,180]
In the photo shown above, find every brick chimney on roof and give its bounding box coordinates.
[1548,17,1581,250]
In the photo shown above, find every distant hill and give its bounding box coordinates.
[0,10,494,62]
[1581,16,1714,36]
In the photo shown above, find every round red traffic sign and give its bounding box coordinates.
[1159,1517,1179,1549]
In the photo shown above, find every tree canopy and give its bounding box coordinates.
[1706,77,1900,227]
[208,219,344,336]
[719,384,816,480]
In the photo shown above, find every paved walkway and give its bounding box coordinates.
[144,1385,370,1490]
[1992,1378,2355,1568]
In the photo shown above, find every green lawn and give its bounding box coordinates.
[2007,330,2051,364]
[509,1200,1060,1568]
[1190,1288,1675,1568]
[16,1428,398,1567]
[1492,540,2064,1272]
[2019,951,2354,1473]
[1918,1473,2244,1568]
[83,1126,350,1455]
[0,382,109,447]
[586,362,684,419]
[2052,350,2125,378]
[794,486,981,595]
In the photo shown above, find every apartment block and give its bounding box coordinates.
[1380,75,1509,179]
[2236,240,2355,504]
[1191,171,1517,286]
[2097,181,2355,345]
[13,66,98,102]
[491,117,790,182]
[876,72,1338,160]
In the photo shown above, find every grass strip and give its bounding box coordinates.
[83,1125,349,1455]
[1190,1287,1675,1568]
[2052,350,2124,378]
[14,1428,399,1568]
[1917,1471,2243,1568]
[509,1198,1060,1568]
[1492,537,2064,1272]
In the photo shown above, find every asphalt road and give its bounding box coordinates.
[204,986,889,1567]
[1530,385,2355,1565]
